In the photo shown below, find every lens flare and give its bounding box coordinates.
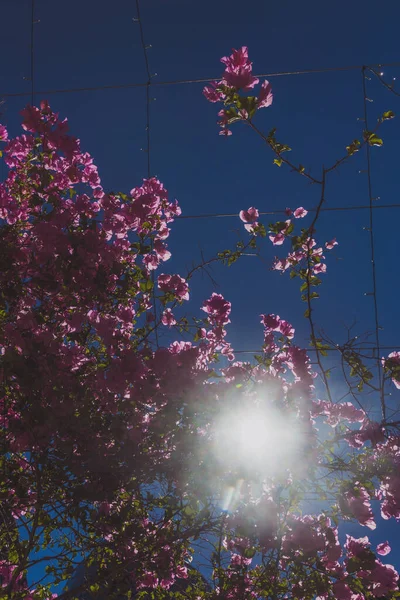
[212,403,307,480]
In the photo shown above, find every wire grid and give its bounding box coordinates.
[2,61,400,98]
[134,0,159,348]
[0,1,398,421]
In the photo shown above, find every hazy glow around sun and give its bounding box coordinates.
[212,402,305,479]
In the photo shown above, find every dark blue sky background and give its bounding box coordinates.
[1,0,400,588]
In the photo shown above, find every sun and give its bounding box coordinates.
[211,401,307,483]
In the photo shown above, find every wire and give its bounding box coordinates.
[362,66,386,421]
[1,61,400,99]
[30,0,35,105]
[134,0,159,348]
[176,203,400,221]
[135,0,152,177]
[368,67,400,97]
[233,346,400,354]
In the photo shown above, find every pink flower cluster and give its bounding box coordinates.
[0,124,8,142]
[274,237,328,271]
[2,94,400,600]
[342,535,399,598]
[285,206,308,219]
[239,206,260,234]
[158,273,189,302]
[0,560,57,599]
[203,47,273,135]
[342,485,376,529]
[220,46,259,90]
[311,400,365,426]
[282,515,326,555]
[239,206,336,284]
[383,351,400,388]
[198,293,234,362]
[261,314,295,350]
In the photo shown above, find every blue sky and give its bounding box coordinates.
[1,0,400,589]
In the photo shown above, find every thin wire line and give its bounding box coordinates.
[30,0,35,105]
[368,67,400,97]
[135,0,151,177]
[2,61,400,98]
[176,203,400,221]
[362,66,386,421]
[135,0,159,348]
[233,346,400,354]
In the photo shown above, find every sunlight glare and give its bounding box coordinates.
[212,403,304,479]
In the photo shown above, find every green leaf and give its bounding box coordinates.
[369,135,383,146]
[273,158,283,167]
[304,308,310,318]
[285,222,295,235]
[223,107,241,125]
[236,96,258,119]
[244,547,256,559]
[139,279,154,292]
[347,557,361,573]
[346,139,361,155]
[382,110,395,120]
[364,131,383,146]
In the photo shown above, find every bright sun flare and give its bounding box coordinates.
[212,403,305,482]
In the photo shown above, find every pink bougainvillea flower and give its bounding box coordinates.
[313,262,327,274]
[346,420,385,448]
[0,124,8,142]
[202,293,231,326]
[261,314,295,340]
[279,319,295,339]
[161,308,176,328]
[257,79,273,108]
[366,561,399,597]
[203,82,225,103]
[269,232,285,245]
[239,207,259,223]
[261,314,280,330]
[345,535,370,558]
[143,254,159,271]
[175,565,188,579]
[325,238,338,250]
[293,207,308,218]
[332,581,353,600]
[285,207,293,216]
[343,486,376,530]
[376,541,391,556]
[158,274,189,301]
[273,257,290,271]
[282,515,325,554]
[137,572,159,589]
[231,553,252,567]
[220,46,259,90]
[220,46,250,71]
[244,221,260,234]
[219,128,232,136]
[154,239,171,262]
[382,351,400,389]
[217,109,230,127]
[20,105,44,132]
